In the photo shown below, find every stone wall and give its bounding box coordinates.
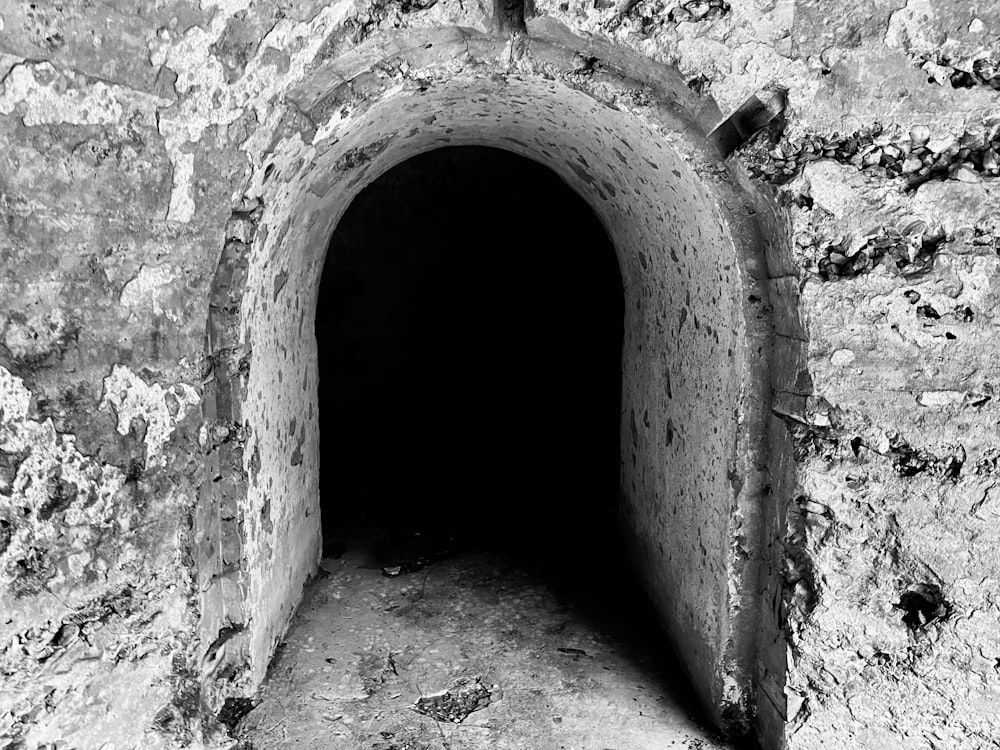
[530,0,1000,744]
[1,0,998,748]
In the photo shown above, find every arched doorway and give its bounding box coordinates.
[235,143,731,747]
[316,145,623,559]
[199,24,785,745]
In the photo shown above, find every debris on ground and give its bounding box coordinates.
[380,539,456,577]
[411,676,497,723]
[218,696,257,731]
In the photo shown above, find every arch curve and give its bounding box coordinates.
[201,22,784,741]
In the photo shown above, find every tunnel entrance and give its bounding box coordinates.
[316,146,624,564]
[237,147,724,745]
[202,35,786,743]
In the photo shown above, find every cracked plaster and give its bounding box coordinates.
[0,62,168,129]
[99,365,200,466]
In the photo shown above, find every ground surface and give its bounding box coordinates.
[236,531,734,750]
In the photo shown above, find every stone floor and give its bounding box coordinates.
[235,529,737,750]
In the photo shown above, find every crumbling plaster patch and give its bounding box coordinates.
[1,307,76,367]
[0,366,32,423]
[99,364,200,467]
[166,152,199,224]
[148,0,488,223]
[0,360,218,747]
[149,2,341,221]
[1,364,202,601]
[0,59,175,226]
[0,62,169,129]
[0,367,126,547]
[120,265,187,321]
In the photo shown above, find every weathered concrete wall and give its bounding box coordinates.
[0,11,236,742]
[1,0,998,747]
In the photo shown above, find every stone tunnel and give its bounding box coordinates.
[2,0,999,748]
[200,20,787,744]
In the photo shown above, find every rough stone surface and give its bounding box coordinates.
[1,0,998,748]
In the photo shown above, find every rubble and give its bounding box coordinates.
[742,123,1000,190]
[412,677,497,723]
[811,225,947,281]
[920,52,1000,90]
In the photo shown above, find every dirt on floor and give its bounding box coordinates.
[235,530,736,750]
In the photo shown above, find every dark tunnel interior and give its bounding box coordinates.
[312,145,715,733]
[316,146,624,562]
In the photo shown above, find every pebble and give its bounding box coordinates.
[801,499,832,515]
[901,156,923,173]
[831,349,856,367]
[909,125,931,146]
[883,144,902,160]
[862,149,883,167]
[926,136,956,154]
[952,164,982,183]
[973,58,996,81]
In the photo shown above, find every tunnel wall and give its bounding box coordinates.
[223,24,778,737]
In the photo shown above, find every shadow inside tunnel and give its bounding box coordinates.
[313,145,736,743]
[317,145,624,559]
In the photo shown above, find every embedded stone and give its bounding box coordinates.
[831,349,856,366]
[952,164,982,183]
[909,125,931,146]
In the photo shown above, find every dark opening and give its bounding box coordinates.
[317,146,623,563]
[310,146,718,739]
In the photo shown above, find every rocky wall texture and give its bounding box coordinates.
[528,0,1000,744]
[0,4,239,746]
[1,0,998,748]
[523,0,999,746]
